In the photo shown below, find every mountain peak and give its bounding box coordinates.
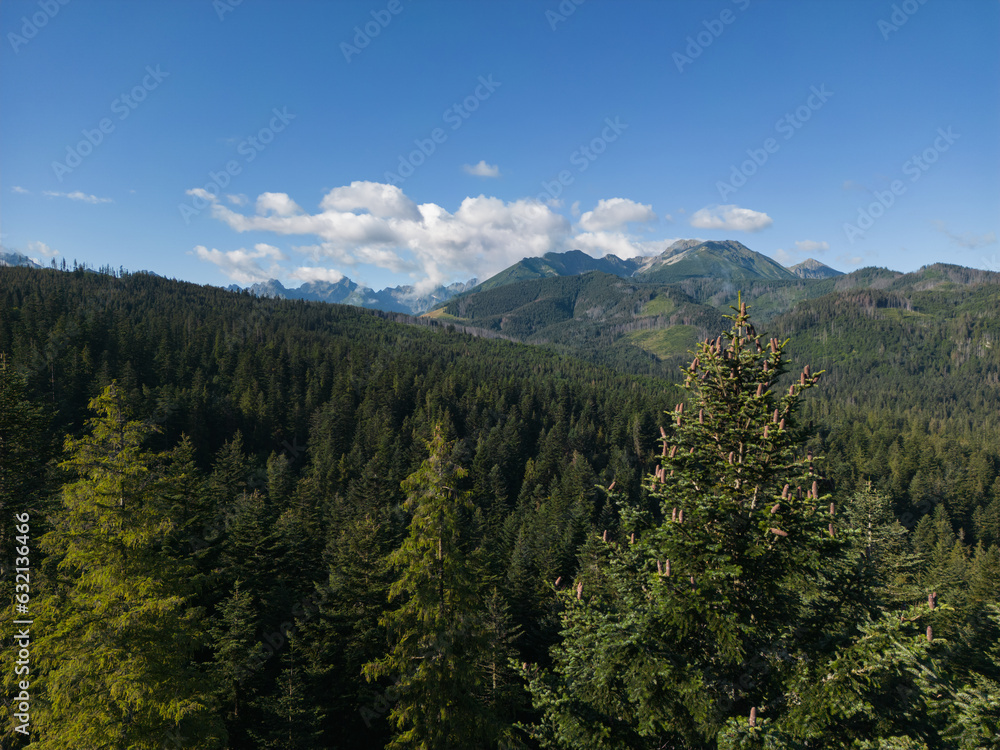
[636,240,793,282]
[788,258,843,279]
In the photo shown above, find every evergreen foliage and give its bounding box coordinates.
[0,266,996,748]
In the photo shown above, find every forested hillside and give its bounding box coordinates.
[0,265,997,748]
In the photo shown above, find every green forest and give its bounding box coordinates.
[1,265,998,749]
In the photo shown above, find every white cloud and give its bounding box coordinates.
[578,198,657,232]
[26,240,58,257]
[932,221,997,250]
[837,254,863,267]
[43,190,113,204]
[194,183,713,288]
[226,193,248,206]
[320,180,421,220]
[12,186,29,194]
[690,204,772,232]
[256,192,302,216]
[795,239,829,253]
[462,160,501,178]
[191,243,287,284]
[196,184,574,288]
[288,266,346,284]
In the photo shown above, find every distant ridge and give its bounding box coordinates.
[238,276,478,315]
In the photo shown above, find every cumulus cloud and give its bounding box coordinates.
[288,266,346,284]
[932,221,997,250]
[690,205,772,232]
[191,243,287,284]
[462,160,501,178]
[43,190,113,204]
[320,181,421,220]
[795,239,829,253]
[578,198,657,232]
[192,182,690,288]
[195,184,573,289]
[226,193,248,206]
[256,192,302,216]
[26,240,59,258]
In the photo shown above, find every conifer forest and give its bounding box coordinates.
[0,265,998,749]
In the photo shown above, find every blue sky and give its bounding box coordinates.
[3,0,998,292]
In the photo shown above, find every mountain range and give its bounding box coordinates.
[233,276,479,315]
[230,240,841,315]
[424,242,1000,377]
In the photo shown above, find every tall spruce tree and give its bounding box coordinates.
[14,384,224,749]
[523,302,945,749]
[363,425,498,749]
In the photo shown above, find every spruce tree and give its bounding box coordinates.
[523,303,945,748]
[14,384,224,748]
[363,425,496,749]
